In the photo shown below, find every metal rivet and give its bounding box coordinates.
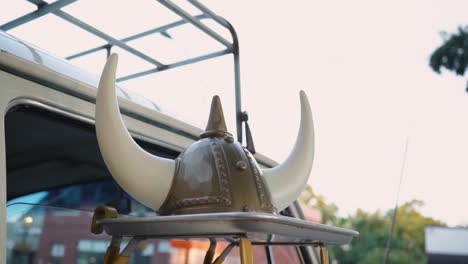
[224,135,234,143]
[236,161,248,171]
[243,205,253,212]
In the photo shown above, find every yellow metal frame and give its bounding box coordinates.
[320,246,329,264]
[103,246,129,264]
[92,206,331,264]
[239,239,253,264]
[91,206,118,234]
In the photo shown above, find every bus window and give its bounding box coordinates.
[5,104,302,263]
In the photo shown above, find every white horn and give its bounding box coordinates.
[263,91,315,211]
[95,53,175,211]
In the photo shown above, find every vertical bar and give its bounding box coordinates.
[220,18,243,144]
[0,118,6,263]
[184,248,190,264]
[384,138,409,264]
[265,246,276,264]
[239,239,253,264]
[234,52,242,143]
[319,247,329,264]
[106,45,112,59]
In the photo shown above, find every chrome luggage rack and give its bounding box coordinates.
[98,212,358,245]
[90,207,358,264]
[1,0,245,142]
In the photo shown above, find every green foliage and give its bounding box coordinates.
[301,186,446,263]
[430,27,468,76]
[300,185,339,225]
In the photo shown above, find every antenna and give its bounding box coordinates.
[383,137,410,264]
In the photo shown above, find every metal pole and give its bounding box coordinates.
[220,19,243,143]
[265,246,276,264]
[383,138,410,264]
[234,52,243,143]
[105,45,112,59]
[66,14,208,60]
[384,204,399,264]
[54,10,165,67]
[24,0,165,68]
[239,239,253,264]
[0,0,77,31]
[158,0,233,50]
[187,0,229,28]
[18,0,243,143]
[116,49,230,82]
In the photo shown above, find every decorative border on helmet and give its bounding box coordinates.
[244,148,276,213]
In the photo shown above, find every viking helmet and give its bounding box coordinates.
[95,54,314,215]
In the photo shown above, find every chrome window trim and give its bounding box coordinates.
[6,98,185,153]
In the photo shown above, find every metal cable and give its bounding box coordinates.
[383,138,410,264]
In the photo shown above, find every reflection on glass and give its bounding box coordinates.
[7,182,300,263]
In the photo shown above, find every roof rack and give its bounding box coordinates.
[1,0,245,143]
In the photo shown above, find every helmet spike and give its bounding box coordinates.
[200,95,231,138]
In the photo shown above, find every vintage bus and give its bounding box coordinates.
[1,1,356,263]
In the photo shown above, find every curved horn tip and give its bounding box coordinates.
[262,89,314,211]
[103,53,119,73]
[95,51,176,210]
[299,90,310,105]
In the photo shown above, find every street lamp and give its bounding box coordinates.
[23,216,33,226]
[22,216,33,244]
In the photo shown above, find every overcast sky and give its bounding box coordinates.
[4,0,468,226]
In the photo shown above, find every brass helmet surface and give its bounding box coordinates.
[95,54,315,215]
[159,96,276,215]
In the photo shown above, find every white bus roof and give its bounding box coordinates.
[0,30,160,111]
[425,226,468,256]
